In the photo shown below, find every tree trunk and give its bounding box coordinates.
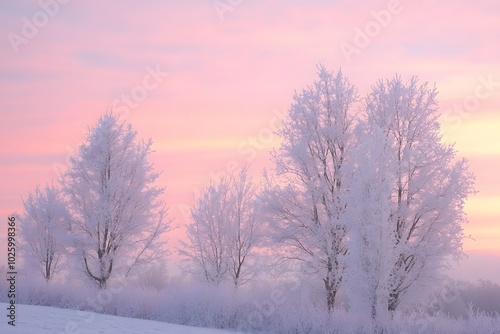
[324,278,337,312]
[388,290,399,312]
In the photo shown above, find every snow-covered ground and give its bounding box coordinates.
[0,303,233,334]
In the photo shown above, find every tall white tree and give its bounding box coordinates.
[61,113,172,289]
[262,65,358,311]
[363,75,475,312]
[181,177,231,285]
[344,124,397,321]
[19,184,68,281]
[180,166,261,287]
[226,167,261,286]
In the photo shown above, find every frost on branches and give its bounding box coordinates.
[362,76,475,313]
[19,184,68,281]
[262,65,358,311]
[180,166,262,287]
[264,66,475,315]
[345,124,398,320]
[61,113,172,289]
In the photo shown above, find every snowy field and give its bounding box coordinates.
[1,294,500,333]
[0,303,233,334]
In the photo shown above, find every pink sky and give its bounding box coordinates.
[1,0,499,282]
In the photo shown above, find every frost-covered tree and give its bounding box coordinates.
[226,167,261,286]
[181,177,230,285]
[180,166,261,287]
[364,75,475,312]
[19,184,68,281]
[61,113,172,289]
[345,124,397,321]
[262,65,358,311]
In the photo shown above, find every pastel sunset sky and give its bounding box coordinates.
[1,0,499,282]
